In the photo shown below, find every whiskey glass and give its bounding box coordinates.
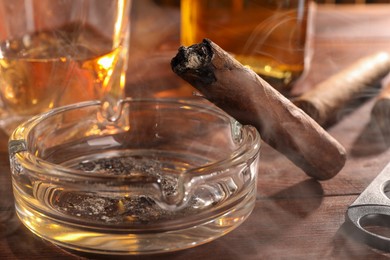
[9,98,261,254]
[0,0,130,134]
[181,0,310,94]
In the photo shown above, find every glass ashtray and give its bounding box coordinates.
[8,98,261,255]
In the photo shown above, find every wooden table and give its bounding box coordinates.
[2,3,390,259]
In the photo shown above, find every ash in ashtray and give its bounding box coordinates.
[78,156,179,198]
[54,192,168,224]
[77,156,163,175]
[53,156,193,224]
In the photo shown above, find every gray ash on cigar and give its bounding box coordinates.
[172,39,216,86]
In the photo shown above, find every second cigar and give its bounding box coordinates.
[171,39,346,180]
[293,52,390,126]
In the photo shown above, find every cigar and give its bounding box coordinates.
[171,39,346,180]
[371,79,390,141]
[293,52,390,126]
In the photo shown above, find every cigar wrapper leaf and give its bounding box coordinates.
[171,39,346,180]
[293,52,390,127]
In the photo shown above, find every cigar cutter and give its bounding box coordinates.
[346,162,390,251]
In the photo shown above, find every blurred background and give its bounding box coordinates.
[126,0,390,99]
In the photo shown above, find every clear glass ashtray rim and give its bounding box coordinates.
[9,97,261,182]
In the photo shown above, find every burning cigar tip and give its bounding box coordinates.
[171,39,214,76]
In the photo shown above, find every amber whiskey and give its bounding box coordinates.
[181,0,309,93]
[0,22,127,116]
